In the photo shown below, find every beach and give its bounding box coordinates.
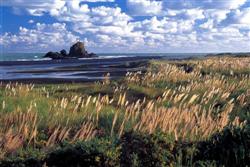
[0,53,207,83]
[0,55,164,83]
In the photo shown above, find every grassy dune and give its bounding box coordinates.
[0,56,249,166]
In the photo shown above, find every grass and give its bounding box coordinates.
[0,56,249,166]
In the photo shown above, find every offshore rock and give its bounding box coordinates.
[44,42,96,59]
[69,42,88,58]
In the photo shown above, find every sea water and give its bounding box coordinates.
[0,53,205,61]
[0,53,206,83]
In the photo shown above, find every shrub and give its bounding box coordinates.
[194,125,250,166]
[0,158,42,167]
[120,132,175,167]
[45,139,120,167]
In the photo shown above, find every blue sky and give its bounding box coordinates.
[0,0,250,53]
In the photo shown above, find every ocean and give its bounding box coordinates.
[0,53,206,61]
[0,53,206,83]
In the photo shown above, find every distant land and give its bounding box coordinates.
[205,52,250,57]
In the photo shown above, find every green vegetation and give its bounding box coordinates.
[0,56,249,166]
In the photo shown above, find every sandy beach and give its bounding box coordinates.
[0,56,162,83]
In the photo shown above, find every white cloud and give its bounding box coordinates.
[204,9,230,24]
[28,19,35,24]
[1,0,114,16]
[184,8,205,20]
[127,0,163,16]
[230,8,250,24]
[0,23,79,52]
[81,0,114,2]
[200,19,214,29]
[1,0,67,16]
[0,0,250,52]
[126,0,249,17]
[163,0,248,10]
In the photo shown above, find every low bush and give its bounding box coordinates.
[0,126,249,166]
[196,126,250,167]
[120,132,175,167]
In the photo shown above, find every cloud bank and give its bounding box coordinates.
[1,0,250,52]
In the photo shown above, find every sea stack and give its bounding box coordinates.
[69,42,88,58]
[44,42,96,59]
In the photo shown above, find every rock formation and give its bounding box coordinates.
[60,49,67,57]
[44,42,96,59]
[44,52,64,59]
[69,42,88,57]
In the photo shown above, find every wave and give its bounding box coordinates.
[17,58,52,61]
[78,55,136,60]
[1,52,206,62]
[15,55,138,62]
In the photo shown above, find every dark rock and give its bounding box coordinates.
[43,42,96,59]
[183,65,193,73]
[60,49,67,56]
[176,63,194,73]
[88,52,97,57]
[69,42,88,58]
[44,52,64,60]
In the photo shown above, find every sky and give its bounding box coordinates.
[0,0,250,53]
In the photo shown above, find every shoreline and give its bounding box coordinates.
[0,56,249,166]
[1,54,249,84]
[0,56,158,84]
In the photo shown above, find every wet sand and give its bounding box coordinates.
[0,56,162,84]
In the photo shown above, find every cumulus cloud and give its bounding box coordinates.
[1,0,114,16]
[0,0,250,52]
[1,0,66,16]
[82,0,114,2]
[163,0,248,10]
[127,0,163,16]
[0,23,80,52]
[28,19,35,24]
[226,7,250,24]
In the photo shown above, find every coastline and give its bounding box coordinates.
[0,56,161,84]
[0,56,249,166]
[1,53,249,84]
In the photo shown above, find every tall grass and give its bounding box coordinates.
[0,56,249,160]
